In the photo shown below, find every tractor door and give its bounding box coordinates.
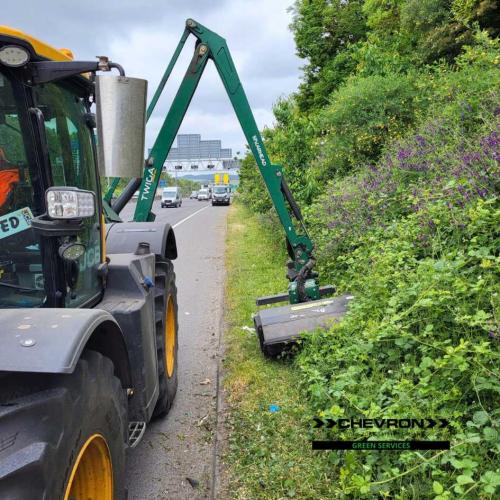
[33,83,102,307]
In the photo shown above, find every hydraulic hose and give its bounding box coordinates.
[296,257,316,302]
[109,62,125,76]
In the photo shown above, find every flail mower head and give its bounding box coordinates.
[254,294,353,357]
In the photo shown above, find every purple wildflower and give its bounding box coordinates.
[415,135,426,147]
[397,149,412,161]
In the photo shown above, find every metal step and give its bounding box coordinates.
[128,421,146,448]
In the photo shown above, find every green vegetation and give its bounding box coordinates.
[236,1,499,497]
[101,172,201,199]
[225,203,347,499]
[163,174,201,197]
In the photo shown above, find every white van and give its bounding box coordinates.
[197,188,209,201]
[161,186,182,208]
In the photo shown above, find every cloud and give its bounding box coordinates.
[2,0,301,154]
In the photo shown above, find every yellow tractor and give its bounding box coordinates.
[0,27,178,498]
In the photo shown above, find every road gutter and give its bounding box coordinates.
[210,209,228,499]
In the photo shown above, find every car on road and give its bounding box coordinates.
[161,186,182,207]
[197,188,210,201]
[190,190,198,199]
[212,185,231,206]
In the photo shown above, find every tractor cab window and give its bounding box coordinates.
[0,71,45,307]
[34,83,102,307]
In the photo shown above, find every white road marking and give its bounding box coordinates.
[172,205,211,229]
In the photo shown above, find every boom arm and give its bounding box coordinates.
[134,19,320,302]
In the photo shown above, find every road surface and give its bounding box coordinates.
[121,198,229,499]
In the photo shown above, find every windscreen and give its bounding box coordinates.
[0,71,45,307]
[214,186,228,194]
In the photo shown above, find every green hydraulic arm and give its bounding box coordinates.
[103,177,120,203]
[134,18,322,303]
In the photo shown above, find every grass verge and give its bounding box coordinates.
[223,202,337,499]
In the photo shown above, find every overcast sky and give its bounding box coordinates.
[3,0,301,157]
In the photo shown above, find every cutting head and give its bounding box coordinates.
[254,294,353,357]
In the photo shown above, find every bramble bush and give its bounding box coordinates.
[299,194,499,497]
[237,4,500,494]
[295,39,500,498]
[308,37,500,280]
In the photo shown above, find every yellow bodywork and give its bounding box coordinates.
[0,25,74,61]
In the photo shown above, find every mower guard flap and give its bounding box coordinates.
[254,294,353,357]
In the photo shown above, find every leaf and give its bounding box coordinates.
[465,433,481,443]
[458,459,478,470]
[480,471,500,487]
[483,427,498,442]
[472,411,489,426]
[433,481,444,494]
[456,475,474,485]
[420,356,433,369]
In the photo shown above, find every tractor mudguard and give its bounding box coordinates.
[0,308,131,384]
[106,221,177,259]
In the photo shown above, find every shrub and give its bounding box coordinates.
[296,37,500,498]
[314,73,420,180]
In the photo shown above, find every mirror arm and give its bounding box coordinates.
[28,57,125,85]
[29,61,99,84]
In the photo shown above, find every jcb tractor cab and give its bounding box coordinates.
[0,27,178,498]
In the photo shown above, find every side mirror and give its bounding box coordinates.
[95,75,147,178]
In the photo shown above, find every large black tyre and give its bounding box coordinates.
[0,350,127,500]
[152,257,179,418]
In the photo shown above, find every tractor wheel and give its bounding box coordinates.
[152,257,179,418]
[0,350,127,500]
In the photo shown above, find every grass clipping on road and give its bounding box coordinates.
[223,202,335,499]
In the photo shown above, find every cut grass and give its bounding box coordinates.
[223,202,339,499]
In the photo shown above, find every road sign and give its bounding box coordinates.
[159,179,166,187]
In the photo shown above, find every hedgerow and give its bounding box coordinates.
[237,2,500,496]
